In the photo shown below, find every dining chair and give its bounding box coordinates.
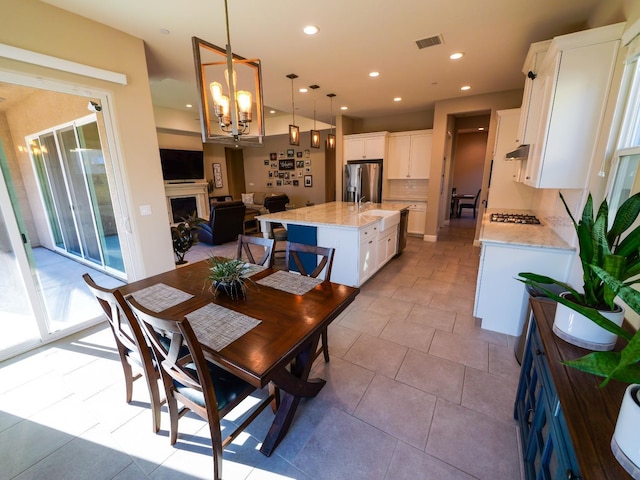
[82,273,163,433]
[458,189,481,218]
[284,241,336,362]
[125,295,274,480]
[236,234,275,267]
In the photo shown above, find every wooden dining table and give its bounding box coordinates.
[118,259,359,456]
[450,193,476,217]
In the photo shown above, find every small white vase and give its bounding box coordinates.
[552,292,624,351]
[611,384,640,477]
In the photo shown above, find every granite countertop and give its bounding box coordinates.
[480,208,574,250]
[257,201,409,229]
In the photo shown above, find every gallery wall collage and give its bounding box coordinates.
[265,149,313,188]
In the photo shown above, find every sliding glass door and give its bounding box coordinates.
[28,115,123,275]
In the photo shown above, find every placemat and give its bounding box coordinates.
[186,303,261,351]
[129,283,193,312]
[242,263,268,277]
[256,270,323,295]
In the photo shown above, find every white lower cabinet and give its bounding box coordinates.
[407,203,426,235]
[377,226,398,269]
[474,242,572,336]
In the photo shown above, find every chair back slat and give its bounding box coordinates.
[125,295,212,398]
[236,234,275,267]
[285,242,335,281]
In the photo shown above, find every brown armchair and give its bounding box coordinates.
[197,200,246,245]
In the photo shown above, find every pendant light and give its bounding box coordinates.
[192,0,264,146]
[326,93,336,150]
[287,73,300,146]
[310,84,320,148]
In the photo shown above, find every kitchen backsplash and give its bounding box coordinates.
[532,188,585,247]
[386,179,429,200]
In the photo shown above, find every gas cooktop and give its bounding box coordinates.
[490,213,541,224]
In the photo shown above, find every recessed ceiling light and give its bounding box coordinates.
[186,104,192,108]
[478,127,485,131]
[299,88,308,93]
[159,28,170,35]
[461,85,471,91]
[341,106,348,110]
[303,25,319,35]
[393,97,402,102]
[270,110,276,114]
[369,71,380,78]
[450,52,464,60]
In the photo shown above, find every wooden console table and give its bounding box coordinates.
[515,298,632,479]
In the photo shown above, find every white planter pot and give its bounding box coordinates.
[611,384,640,478]
[552,292,624,351]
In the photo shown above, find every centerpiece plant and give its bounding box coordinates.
[206,257,254,299]
[518,191,640,386]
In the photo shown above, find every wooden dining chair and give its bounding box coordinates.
[458,189,481,218]
[125,295,274,480]
[236,234,275,267]
[82,273,163,433]
[284,241,336,362]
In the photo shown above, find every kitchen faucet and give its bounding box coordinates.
[358,195,366,210]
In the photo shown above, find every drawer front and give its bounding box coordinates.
[360,223,379,241]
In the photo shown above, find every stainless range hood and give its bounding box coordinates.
[505,144,529,161]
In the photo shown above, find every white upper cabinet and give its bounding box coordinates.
[516,40,551,147]
[519,23,624,189]
[387,130,432,179]
[344,132,388,160]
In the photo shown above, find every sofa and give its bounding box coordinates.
[197,200,246,245]
[241,192,287,213]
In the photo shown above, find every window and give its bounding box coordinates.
[607,27,640,216]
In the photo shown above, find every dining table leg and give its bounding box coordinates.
[260,334,325,456]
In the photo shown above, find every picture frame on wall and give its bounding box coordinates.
[298,171,303,177]
[279,158,295,170]
[270,162,278,169]
[305,159,311,166]
[304,149,310,158]
[267,182,273,188]
[293,180,299,187]
[286,148,295,157]
[264,159,270,165]
[213,163,223,188]
[276,180,282,186]
[296,151,303,158]
[304,175,312,187]
[305,167,312,173]
[296,160,304,168]
[270,152,277,160]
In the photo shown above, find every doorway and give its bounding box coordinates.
[0,79,126,360]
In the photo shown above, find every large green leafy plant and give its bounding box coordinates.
[519,191,640,386]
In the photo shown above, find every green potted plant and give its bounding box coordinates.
[206,257,254,299]
[181,211,206,245]
[519,191,640,351]
[171,222,193,265]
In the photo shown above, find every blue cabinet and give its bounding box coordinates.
[515,310,582,480]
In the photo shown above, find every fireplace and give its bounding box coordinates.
[164,182,209,224]
[170,197,197,223]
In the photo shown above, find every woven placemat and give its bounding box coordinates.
[256,270,323,295]
[186,303,261,351]
[242,263,268,277]
[129,283,193,312]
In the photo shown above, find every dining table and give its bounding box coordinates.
[117,259,359,456]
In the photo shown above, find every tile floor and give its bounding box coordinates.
[0,218,524,479]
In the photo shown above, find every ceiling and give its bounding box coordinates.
[31,1,621,125]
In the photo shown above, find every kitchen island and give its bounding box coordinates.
[474,208,575,336]
[257,201,410,287]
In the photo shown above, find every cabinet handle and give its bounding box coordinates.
[525,176,530,180]
[368,240,373,244]
[566,470,581,480]
[535,349,545,356]
[527,70,537,80]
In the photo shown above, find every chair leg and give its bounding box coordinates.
[321,328,330,363]
[122,361,135,403]
[147,374,163,433]
[166,393,180,445]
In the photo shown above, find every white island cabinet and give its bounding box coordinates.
[257,201,408,287]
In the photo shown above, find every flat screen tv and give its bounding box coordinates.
[159,149,205,181]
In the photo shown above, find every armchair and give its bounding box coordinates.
[197,201,246,245]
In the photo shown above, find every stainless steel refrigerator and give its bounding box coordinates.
[343,159,383,203]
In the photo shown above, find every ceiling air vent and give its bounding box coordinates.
[415,34,444,50]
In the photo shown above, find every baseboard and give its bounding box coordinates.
[423,234,437,242]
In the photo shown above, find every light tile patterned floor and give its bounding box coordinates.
[0,219,523,479]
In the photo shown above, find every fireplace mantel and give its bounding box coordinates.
[164,182,209,224]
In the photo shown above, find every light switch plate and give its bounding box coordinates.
[139,205,152,216]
